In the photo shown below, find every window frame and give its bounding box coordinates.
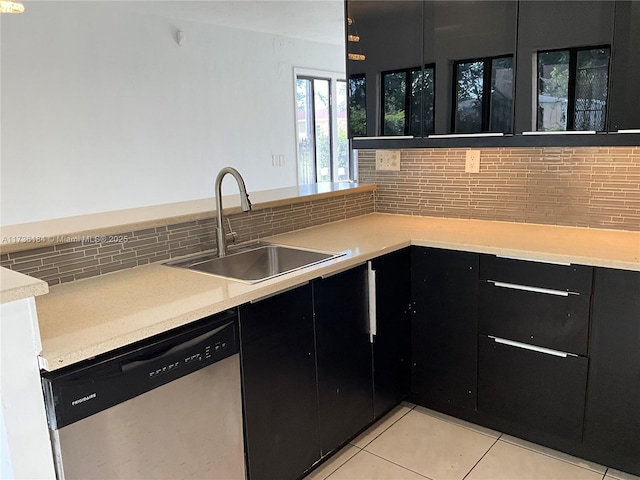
[294,68,350,184]
[451,54,514,134]
[536,45,611,132]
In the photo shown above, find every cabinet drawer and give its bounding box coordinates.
[479,281,590,356]
[478,335,588,442]
[480,255,593,294]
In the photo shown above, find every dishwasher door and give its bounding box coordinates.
[42,312,245,480]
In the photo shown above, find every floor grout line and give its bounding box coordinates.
[308,406,639,480]
[351,404,415,449]
[461,433,503,480]
[362,449,435,480]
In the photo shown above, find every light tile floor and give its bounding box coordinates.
[305,403,640,480]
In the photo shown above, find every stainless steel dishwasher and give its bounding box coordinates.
[41,310,245,479]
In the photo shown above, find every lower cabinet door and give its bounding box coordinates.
[583,268,640,474]
[239,284,320,480]
[314,265,374,455]
[411,247,479,411]
[371,249,411,419]
[478,335,588,441]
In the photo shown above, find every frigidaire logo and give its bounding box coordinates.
[71,393,97,406]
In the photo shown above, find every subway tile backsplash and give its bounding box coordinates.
[1,191,374,286]
[358,146,640,231]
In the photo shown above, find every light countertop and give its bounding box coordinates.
[35,213,640,371]
[0,267,49,304]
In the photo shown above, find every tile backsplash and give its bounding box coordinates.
[358,146,640,231]
[3,145,639,287]
[0,190,374,286]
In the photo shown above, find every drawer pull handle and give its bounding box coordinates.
[496,255,571,266]
[489,280,576,297]
[489,336,576,358]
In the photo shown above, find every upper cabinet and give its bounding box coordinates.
[424,1,517,136]
[608,1,640,131]
[514,1,615,133]
[346,1,424,137]
[345,0,640,146]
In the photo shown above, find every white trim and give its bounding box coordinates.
[293,67,347,185]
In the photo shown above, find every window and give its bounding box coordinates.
[348,74,366,137]
[537,46,610,131]
[296,71,349,184]
[453,55,514,133]
[381,66,435,136]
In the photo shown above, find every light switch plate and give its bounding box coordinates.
[375,150,401,171]
[465,150,481,173]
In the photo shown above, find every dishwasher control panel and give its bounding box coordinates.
[148,337,231,379]
[42,310,238,429]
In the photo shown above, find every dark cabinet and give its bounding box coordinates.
[478,256,593,356]
[370,249,412,418]
[411,247,479,411]
[514,1,615,133]
[424,0,518,135]
[346,1,424,137]
[314,264,374,455]
[608,1,640,131]
[583,268,640,475]
[239,284,320,480]
[346,0,518,138]
[477,255,591,441]
[478,281,590,355]
[478,335,589,441]
[346,0,640,146]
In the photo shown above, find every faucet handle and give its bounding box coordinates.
[226,218,237,243]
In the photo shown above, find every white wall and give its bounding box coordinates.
[0,297,56,479]
[0,2,344,226]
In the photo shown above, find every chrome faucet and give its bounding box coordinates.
[214,167,252,257]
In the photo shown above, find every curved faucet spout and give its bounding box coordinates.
[215,167,252,257]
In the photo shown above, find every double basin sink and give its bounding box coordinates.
[166,243,344,284]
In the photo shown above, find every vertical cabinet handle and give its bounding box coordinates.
[367,261,377,344]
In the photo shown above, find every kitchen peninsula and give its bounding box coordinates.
[2,186,639,479]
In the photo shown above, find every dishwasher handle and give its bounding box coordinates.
[121,321,234,373]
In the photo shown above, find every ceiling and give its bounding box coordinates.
[107,0,345,46]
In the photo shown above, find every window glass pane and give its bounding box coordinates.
[538,50,569,131]
[348,75,366,137]
[313,79,331,182]
[490,57,513,132]
[455,61,484,133]
[336,80,349,181]
[296,78,315,185]
[423,67,435,135]
[574,47,610,131]
[383,71,407,135]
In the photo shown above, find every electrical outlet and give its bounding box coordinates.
[465,150,481,173]
[375,150,401,171]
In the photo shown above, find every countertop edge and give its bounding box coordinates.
[0,267,49,304]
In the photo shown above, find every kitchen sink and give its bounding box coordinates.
[165,243,344,284]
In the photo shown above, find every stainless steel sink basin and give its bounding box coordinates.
[165,244,344,284]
